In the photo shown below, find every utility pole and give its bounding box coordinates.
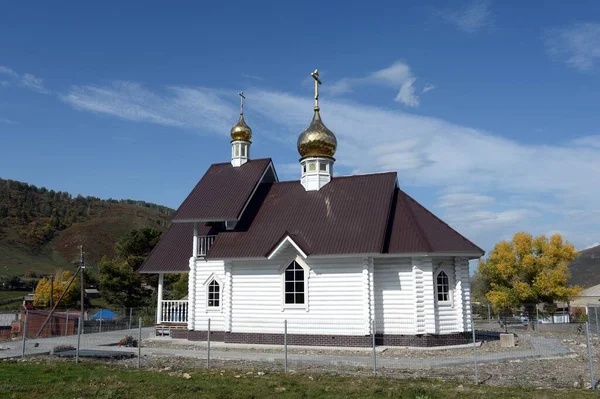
[80,246,85,323]
[49,274,54,310]
[49,274,54,335]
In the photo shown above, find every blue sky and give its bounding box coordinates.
[1,0,600,254]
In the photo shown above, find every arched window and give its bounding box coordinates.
[284,261,305,305]
[207,279,220,308]
[436,270,450,302]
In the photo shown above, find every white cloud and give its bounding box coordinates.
[61,82,235,134]
[0,66,18,78]
[0,66,49,93]
[422,83,436,93]
[62,80,600,251]
[435,0,493,34]
[241,73,265,81]
[21,73,48,93]
[0,118,17,124]
[327,61,423,107]
[438,193,495,209]
[571,135,600,148]
[545,23,600,72]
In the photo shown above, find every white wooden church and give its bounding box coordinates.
[139,70,484,347]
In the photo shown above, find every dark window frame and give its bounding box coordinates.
[207,279,221,308]
[436,270,450,302]
[284,261,305,305]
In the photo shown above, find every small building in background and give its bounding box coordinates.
[571,284,600,310]
[84,288,101,299]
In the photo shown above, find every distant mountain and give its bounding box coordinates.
[0,178,174,276]
[569,244,600,288]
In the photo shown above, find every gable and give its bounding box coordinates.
[172,158,274,223]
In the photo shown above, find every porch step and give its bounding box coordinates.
[155,324,187,337]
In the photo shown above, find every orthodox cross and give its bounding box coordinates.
[239,91,246,115]
[311,69,322,110]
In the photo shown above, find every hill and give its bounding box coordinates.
[569,244,600,288]
[0,178,174,276]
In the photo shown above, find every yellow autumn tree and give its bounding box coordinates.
[33,270,79,308]
[478,232,581,316]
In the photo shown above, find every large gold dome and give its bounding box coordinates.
[230,114,252,142]
[297,110,337,159]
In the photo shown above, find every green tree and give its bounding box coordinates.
[116,227,162,271]
[98,227,162,309]
[478,232,581,317]
[98,257,148,309]
[171,274,189,300]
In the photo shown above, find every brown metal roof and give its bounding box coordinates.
[386,188,484,255]
[138,223,214,273]
[140,165,483,273]
[171,158,273,222]
[207,172,398,259]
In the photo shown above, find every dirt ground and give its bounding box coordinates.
[136,329,600,390]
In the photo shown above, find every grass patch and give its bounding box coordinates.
[0,290,27,300]
[0,360,596,399]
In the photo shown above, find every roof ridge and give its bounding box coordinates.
[333,171,397,180]
[400,189,485,255]
[210,157,272,166]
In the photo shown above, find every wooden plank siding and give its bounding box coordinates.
[189,254,472,337]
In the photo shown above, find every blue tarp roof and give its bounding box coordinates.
[90,309,117,320]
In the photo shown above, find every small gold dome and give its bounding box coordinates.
[297,110,337,159]
[230,114,252,142]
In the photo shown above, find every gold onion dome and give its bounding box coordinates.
[297,109,337,158]
[230,114,252,142]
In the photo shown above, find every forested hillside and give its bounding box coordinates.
[0,178,174,275]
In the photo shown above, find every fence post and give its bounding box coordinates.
[76,316,82,364]
[371,318,376,376]
[284,320,288,373]
[129,308,133,330]
[21,311,28,359]
[138,317,142,369]
[472,321,478,385]
[207,318,211,369]
[594,307,599,336]
[65,309,69,336]
[585,322,596,389]
[99,316,102,333]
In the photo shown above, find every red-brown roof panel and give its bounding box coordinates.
[138,223,213,273]
[172,158,272,222]
[387,189,484,255]
[207,172,398,258]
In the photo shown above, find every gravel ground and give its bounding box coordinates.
[138,330,600,390]
[8,330,599,391]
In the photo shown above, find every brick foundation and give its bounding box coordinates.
[376,332,472,347]
[167,330,485,347]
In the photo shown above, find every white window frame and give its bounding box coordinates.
[203,273,223,313]
[279,256,310,312]
[434,268,453,306]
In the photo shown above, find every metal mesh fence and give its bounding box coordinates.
[2,309,599,390]
[588,305,600,335]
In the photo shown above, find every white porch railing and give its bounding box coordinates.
[197,235,216,257]
[160,300,189,323]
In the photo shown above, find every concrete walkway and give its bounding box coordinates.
[0,330,573,370]
[0,327,154,359]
